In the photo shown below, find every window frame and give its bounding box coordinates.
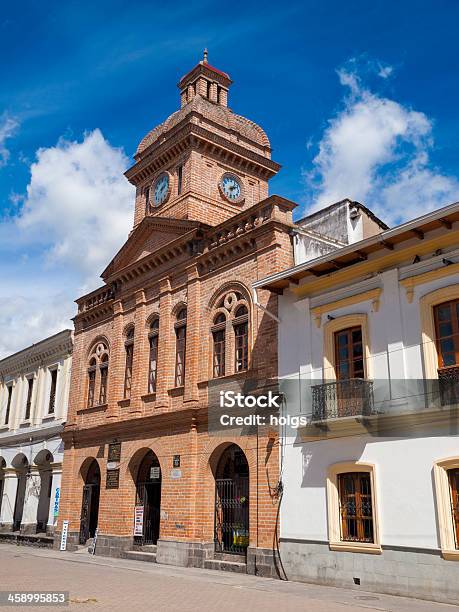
[326,461,381,554]
[233,305,249,373]
[123,328,135,400]
[212,313,226,378]
[433,456,459,560]
[420,284,459,379]
[48,367,58,414]
[24,376,34,421]
[174,308,187,387]
[148,318,159,394]
[4,384,13,425]
[323,314,372,382]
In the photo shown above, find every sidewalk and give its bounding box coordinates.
[0,543,456,611]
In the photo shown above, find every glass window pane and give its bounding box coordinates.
[352,329,362,343]
[439,322,453,338]
[437,305,451,321]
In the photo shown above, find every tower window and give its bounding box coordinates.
[217,86,221,104]
[177,165,183,195]
[207,81,211,99]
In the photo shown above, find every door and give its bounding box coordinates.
[135,482,161,545]
[215,477,249,554]
[79,484,92,544]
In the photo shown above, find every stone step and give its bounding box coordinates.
[203,559,247,574]
[132,544,157,553]
[122,550,157,563]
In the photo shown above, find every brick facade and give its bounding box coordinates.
[56,55,296,577]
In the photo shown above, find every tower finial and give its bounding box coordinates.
[203,48,208,64]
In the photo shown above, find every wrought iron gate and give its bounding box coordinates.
[79,484,99,545]
[134,482,161,545]
[214,477,249,554]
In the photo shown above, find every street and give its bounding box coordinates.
[0,543,456,611]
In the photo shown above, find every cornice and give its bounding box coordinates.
[0,330,73,378]
[125,122,280,186]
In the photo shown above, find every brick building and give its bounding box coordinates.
[56,53,296,575]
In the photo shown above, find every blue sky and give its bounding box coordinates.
[1,0,459,356]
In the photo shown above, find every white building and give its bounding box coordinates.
[0,330,73,541]
[254,200,459,605]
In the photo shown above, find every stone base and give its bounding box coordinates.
[20,523,38,535]
[247,546,283,579]
[156,539,214,567]
[280,539,459,606]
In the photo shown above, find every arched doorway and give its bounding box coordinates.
[35,450,53,533]
[134,450,161,546]
[79,460,100,545]
[214,444,249,555]
[12,454,28,532]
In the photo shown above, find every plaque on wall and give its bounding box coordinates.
[108,442,121,462]
[150,466,160,480]
[106,468,120,489]
[173,455,180,468]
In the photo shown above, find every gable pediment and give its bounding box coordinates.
[101,216,206,280]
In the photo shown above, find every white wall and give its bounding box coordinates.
[281,432,459,549]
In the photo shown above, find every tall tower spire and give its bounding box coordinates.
[203,48,208,64]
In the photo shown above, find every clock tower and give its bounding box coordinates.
[125,51,280,228]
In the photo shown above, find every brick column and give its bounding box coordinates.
[130,289,147,414]
[107,299,123,418]
[184,265,200,403]
[156,278,172,408]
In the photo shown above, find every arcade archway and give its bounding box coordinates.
[79,459,100,544]
[214,444,249,555]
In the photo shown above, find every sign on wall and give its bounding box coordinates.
[150,466,160,480]
[108,442,121,462]
[173,455,180,468]
[106,469,120,489]
[53,487,60,524]
[134,506,144,536]
[60,520,69,551]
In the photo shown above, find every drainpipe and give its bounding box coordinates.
[252,287,281,324]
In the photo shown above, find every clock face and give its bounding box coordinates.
[220,173,243,203]
[153,173,170,206]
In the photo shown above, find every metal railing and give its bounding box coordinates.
[311,378,375,422]
[438,366,459,407]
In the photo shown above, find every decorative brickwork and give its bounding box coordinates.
[57,57,295,576]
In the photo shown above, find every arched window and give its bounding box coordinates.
[148,318,160,394]
[175,308,187,387]
[209,290,250,377]
[86,341,109,408]
[233,304,249,372]
[124,327,135,399]
[87,358,97,408]
[212,313,226,378]
[99,353,109,404]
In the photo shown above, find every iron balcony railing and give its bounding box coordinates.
[311,378,375,422]
[438,366,459,407]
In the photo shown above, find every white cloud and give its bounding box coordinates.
[17,129,134,285]
[0,113,19,167]
[0,129,135,358]
[306,63,459,225]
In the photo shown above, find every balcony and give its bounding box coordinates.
[311,378,375,422]
[438,366,459,407]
